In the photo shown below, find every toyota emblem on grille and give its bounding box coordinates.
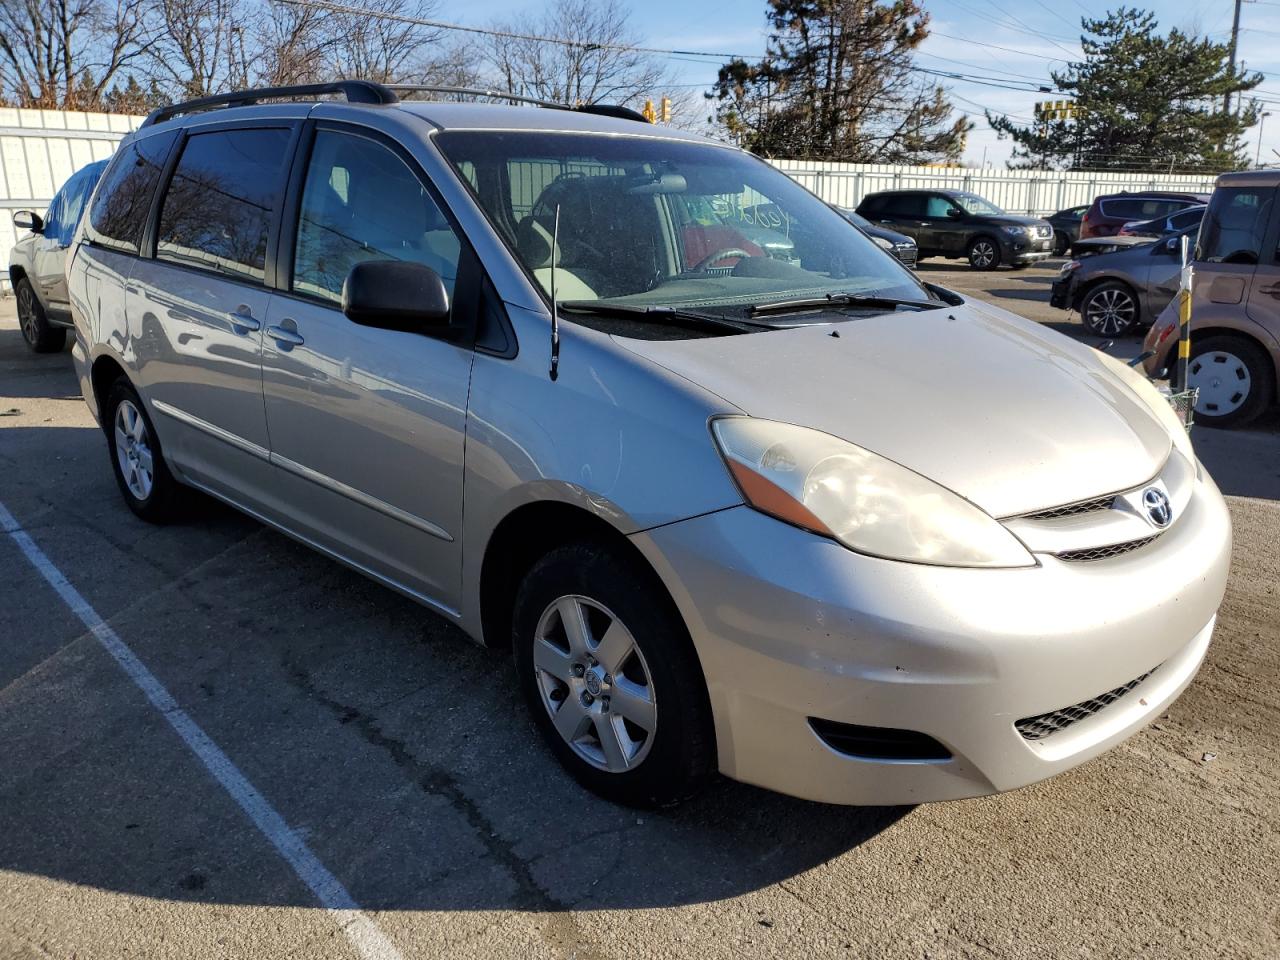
[1142,487,1172,528]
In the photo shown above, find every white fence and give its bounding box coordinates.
[0,109,144,291]
[0,110,1224,294]
[769,159,1218,216]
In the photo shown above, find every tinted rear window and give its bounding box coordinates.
[156,127,293,283]
[86,131,176,254]
[1102,198,1186,220]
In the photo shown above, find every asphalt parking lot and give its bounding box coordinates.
[2,261,1279,960]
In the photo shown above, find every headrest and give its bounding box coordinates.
[516,216,557,268]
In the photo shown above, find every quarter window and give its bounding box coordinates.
[86,131,176,254]
[156,127,292,282]
[292,130,462,306]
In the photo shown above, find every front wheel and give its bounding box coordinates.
[1080,281,1139,337]
[513,543,715,807]
[967,237,1000,270]
[1188,335,1274,427]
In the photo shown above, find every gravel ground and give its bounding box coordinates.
[1,265,1278,960]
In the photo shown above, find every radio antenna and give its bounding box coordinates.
[549,203,561,381]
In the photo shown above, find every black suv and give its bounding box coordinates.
[855,189,1054,270]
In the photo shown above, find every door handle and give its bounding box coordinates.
[267,321,305,349]
[228,307,260,333]
[1260,283,1280,299]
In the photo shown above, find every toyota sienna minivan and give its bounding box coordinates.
[67,81,1231,808]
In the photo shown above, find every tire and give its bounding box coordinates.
[1053,231,1070,256]
[1080,280,1139,337]
[103,378,186,523]
[15,276,66,353]
[967,236,1001,270]
[1188,335,1274,428]
[512,542,715,807]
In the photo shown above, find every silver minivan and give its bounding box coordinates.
[68,82,1232,807]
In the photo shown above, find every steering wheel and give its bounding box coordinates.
[690,247,754,273]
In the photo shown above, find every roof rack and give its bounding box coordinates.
[140,80,399,127]
[383,84,650,124]
[140,80,651,130]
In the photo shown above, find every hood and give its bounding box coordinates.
[617,301,1172,518]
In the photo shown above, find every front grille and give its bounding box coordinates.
[1023,494,1116,520]
[1016,667,1159,741]
[894,245,917,267]
[1055,536,1157,562]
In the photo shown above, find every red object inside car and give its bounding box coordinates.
[681,224,763,268]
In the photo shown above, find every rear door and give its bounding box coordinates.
[1242,187,1280,344]
[258,122,478,612]
[129,120,300,503]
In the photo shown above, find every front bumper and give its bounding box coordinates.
[631,468,1231,806]
[1050,273,1078,310]
[1004,234,1054,264]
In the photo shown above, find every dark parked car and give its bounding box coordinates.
[1118,204,1206,238]
[1078,191,1209,240]
[9,159,108,351]
[1050,226,1196,336]
[837,207,918,267]
[1046,204,1089,255]
[855,189,1053,270]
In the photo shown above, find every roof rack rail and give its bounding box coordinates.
[386,84,650,124]
[141,80,399,128]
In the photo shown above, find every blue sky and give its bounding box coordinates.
[449,0,1280,168]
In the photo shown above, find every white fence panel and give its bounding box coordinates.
[768,158,1218,215]
[0,108,143,292]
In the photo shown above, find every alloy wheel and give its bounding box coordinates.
[114,400,155,500]
[1083,287,1136,336]
[970,240,996,268]
[532,595,657,773]
[1189,351,1251,417]
[17,283,38,344]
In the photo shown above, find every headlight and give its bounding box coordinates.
[711,418,1035,568]
[1001,225,1030,237]
[1059,260,1081,276]
[872,235,893,250]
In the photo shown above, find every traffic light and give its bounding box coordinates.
[660,96,671,123]
[642,99,656,123]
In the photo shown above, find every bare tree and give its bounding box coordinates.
[483,0,667,107]
[0,0,153,108]
[145,0,254,98]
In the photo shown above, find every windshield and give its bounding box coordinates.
[953,193,1004,217]
[435,131,929,320]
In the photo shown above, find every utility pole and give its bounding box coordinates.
[1225,0,1242,115]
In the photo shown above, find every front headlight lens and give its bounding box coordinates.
[872,235,893,250]
[1001,225,1029,236]
[711,418,1035,568]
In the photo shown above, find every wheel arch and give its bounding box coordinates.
[90,352,131,431]
[478,499,682,652]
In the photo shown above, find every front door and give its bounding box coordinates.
[259,124,475,613]
[33,164,96,319]
[129,122,298,502]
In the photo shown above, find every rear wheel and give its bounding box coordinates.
[513,542,715,807]
[1080,281,1139,337]
[103,379,186,522]
[15,277,66,353]
[967,236,1000,270]
[1188,335,1274,427]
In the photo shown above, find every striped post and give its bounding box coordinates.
[1176,234,1192,391]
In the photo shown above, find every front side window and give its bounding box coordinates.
[925,195,957,218]
[156,127,292,282]
[437,130,926,318]
[1197,187,1275,265]
[86,131,176,253]
[292,130,462,306]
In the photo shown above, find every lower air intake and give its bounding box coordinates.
[809,718,952,761]
[1016,667,1159,741]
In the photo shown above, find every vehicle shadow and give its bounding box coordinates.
[0,321,79,402]
[0,433,910,913]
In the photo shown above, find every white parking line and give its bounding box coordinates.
[0,500,404,960]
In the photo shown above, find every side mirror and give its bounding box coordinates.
[341,260,451,334]
[946,208,964,220]
[13,210,42,233]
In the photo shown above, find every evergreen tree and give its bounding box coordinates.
[988,8,1261,173]
[710,0,971,163]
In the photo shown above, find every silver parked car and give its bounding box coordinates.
[67,82,1231,808]
[10,159,107,351]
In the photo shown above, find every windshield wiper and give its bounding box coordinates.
[748,291,943,317]
[558,300,771,333]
